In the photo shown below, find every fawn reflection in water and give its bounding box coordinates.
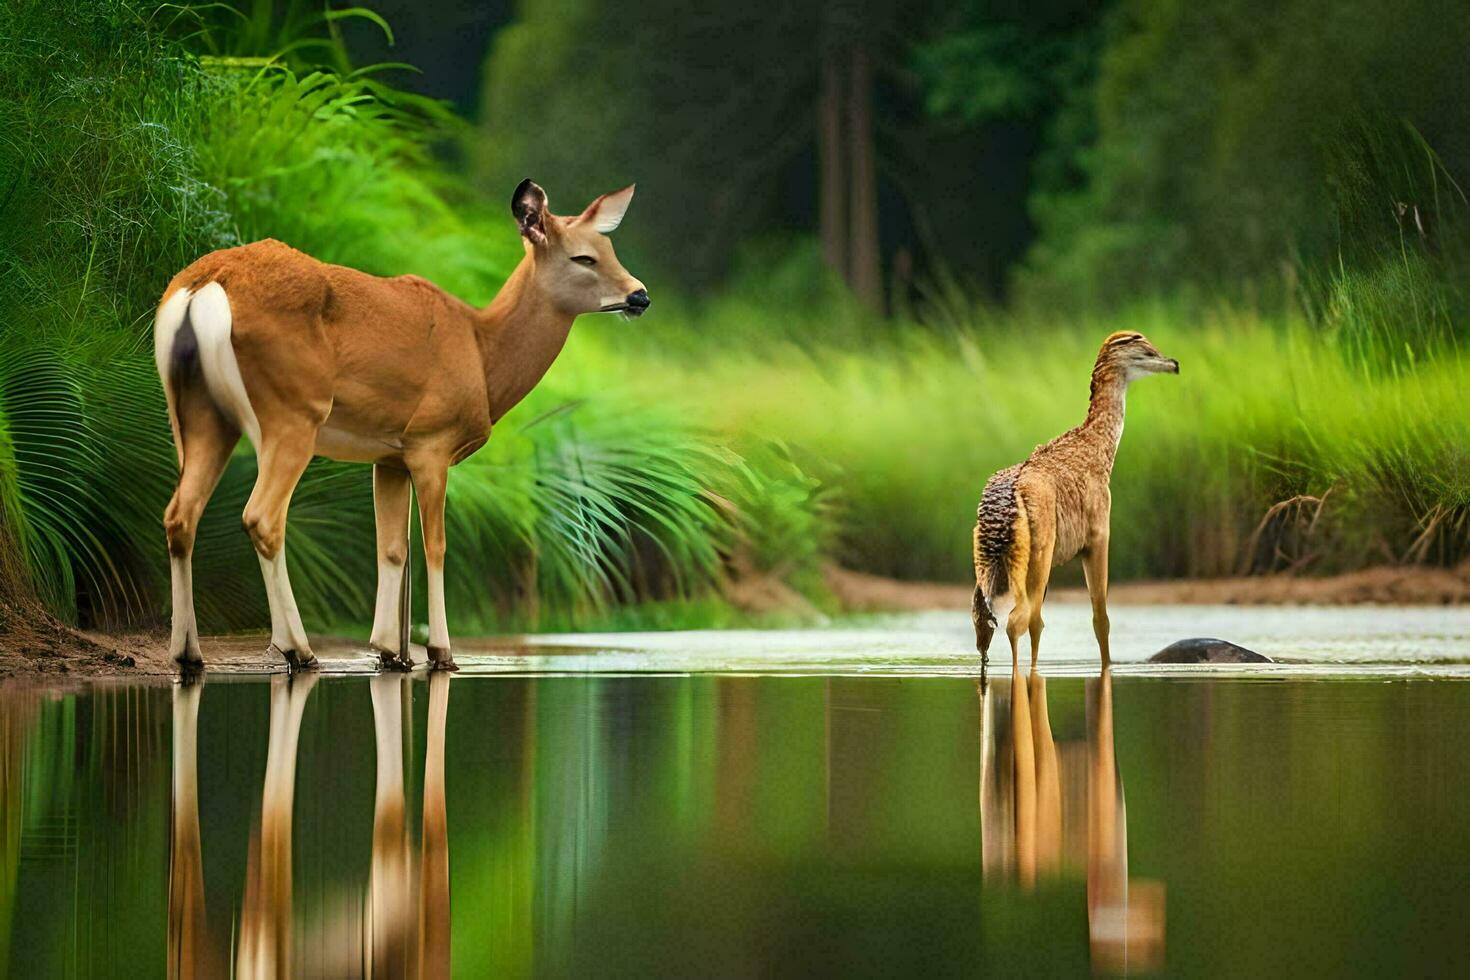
[167,672,452,978]
[980,668,1166,973]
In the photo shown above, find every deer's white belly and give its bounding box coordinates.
[313,424,403,463]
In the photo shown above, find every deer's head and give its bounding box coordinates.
[512,179,649,318]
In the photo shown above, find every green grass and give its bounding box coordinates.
[602,293,1470,584]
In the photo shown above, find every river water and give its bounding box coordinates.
[4,604,1470,976]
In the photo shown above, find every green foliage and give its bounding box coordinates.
[1020,0,1470,312]
[445,389,730,630]
[162,0,396,72]
[916,25,1047,121]
[5,0,1468,642]
[0,345,118,619]
[0,0,831,634]
[0,1,212,622]
[478,0,883,290]
[196,60,516,299]
[914,4,1098,127]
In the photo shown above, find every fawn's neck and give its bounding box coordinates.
[1082,367,1129,471]
[475,255,575,423]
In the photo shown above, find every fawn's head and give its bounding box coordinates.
[1097,331,1179,381]
[512,179,649,318]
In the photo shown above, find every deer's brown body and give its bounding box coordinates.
[163,240,496,465]
[972,332,1178,668]
[155,180,646,671]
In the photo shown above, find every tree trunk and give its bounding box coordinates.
[818,50,847,279]
[847,44,882,312]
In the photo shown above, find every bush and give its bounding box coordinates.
[0,0,831,634]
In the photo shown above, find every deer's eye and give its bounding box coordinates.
[571,255,597,266]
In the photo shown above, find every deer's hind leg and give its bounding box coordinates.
[369,464,413,668]
[410,460,456,671]
[243,427,319,669]
[164,390,239,669]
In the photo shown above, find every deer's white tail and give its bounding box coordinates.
[153,282,261,456]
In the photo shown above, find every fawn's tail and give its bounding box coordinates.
[972,464,1024,654]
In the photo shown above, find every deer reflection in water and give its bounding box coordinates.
[980,668,1165,973]
[368,671,453,978]
[238,672,318,977]
[168,679,214,978]
[167,672,452,978]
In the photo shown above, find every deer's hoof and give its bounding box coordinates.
[270,643,318,672]
[427,646,458,672]
[370,643,414,672]
[173,636,204,672]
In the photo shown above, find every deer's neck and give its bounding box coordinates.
[1082,367,1129,471]
[475,256,575,423]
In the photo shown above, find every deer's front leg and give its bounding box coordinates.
[413,462,457,671]
[370,464,413,667]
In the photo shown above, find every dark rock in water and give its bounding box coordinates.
[1149,638,1272,664]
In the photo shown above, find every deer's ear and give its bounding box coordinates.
[581,184,635,233]
[512,179,549,245]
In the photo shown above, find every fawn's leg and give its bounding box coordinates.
[1082,535,1111,666]
[1005,565,1030,676]
[1025,536,1056,671]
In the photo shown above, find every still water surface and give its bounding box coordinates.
[5,646,1470,975]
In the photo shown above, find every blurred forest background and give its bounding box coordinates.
[2,0,1469,642]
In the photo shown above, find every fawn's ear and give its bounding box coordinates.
[512,179,549,245]
[580,184,635,233]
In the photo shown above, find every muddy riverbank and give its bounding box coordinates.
[5,560,1469,679]
[824,560,1470,612]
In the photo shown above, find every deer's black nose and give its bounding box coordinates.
[627,289,650,310]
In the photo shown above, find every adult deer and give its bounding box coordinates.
[154,180,647,672]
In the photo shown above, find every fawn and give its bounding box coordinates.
[972,331,1178,670]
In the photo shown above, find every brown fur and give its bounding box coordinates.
[157,181,644,669]
[972,331,1178,668]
